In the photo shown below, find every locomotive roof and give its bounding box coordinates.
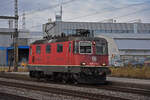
[31,37,107,44]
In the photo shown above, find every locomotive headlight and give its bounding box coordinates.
[102,63,106,66]
[93,41,96,45]
[81,62,86,66]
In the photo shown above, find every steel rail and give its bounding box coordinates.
[0,92,35,100]
[0,80,128,100]
[0,72,150,97]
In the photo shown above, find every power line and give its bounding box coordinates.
[19,0,77,16]
[97,7,150,22]
[19,0,78,29]
[117,8,150,19]
[27,1,150,30]
[65,1,150,21]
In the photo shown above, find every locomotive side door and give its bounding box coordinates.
[29,46,34,64]
[67,42,72,65]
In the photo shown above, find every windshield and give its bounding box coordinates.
[96,42,108,55]
[79,41,92,54]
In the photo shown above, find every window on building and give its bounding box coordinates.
[63,29,69,35]
[145,30,150,33]
[72,29,76,34]
[105,30,111,33]
[129,30,134,33]
[46,45,51,53]
[36,46,41,54]
[112,30,117,33]
[94,30,105,34]
[101,30,106,33]
[57,44,63,52]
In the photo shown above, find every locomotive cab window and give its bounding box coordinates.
[96,42,108,55]
[46,45,51,53]
[57,44,63,52]
[79,41,92,54]
[36,46,41,54]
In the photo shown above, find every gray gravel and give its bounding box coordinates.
[0,85,87,100]
[107,77,150,85]
[0,78,150,100]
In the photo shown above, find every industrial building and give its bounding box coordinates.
[43,21,150,65]
[0,28,42,66]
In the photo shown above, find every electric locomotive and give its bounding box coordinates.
[28,36,111,84]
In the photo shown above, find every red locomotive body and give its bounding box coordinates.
[28,37,110,84]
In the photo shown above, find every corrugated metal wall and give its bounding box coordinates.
[0,35,12,47]
[0,48,7,66]
[44,22,150,36]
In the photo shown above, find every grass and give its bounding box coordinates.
[1,66,150,79]
[0,66,28,72]
[109,66,150,79]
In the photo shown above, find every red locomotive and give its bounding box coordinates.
[28,36,111,84]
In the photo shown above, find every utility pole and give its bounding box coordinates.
[13,0,19,72]
[22,12,26,29]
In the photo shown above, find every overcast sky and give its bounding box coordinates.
[0,0,150,31]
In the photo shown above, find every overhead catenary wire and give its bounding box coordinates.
[111,8,149,21]
[25,0,147,25]
[21,0,78,30]
[19,0,78,16]
[18,0,78,28]
[28,5,150,30]
[96,7,150,22]
[65,1,150,21]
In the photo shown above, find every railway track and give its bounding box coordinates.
[0,72,150,99]
[0,92,35,100]
[0,79,127,100]
[76,81,150,97]
[0,72,150,89]
[89,84,150,97]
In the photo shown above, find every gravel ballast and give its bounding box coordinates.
[0,78,149,100]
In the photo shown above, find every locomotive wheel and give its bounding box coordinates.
[73,80,78,85]
[72,74,79,84]
[62,78,67,84]
[61,73,69,83]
